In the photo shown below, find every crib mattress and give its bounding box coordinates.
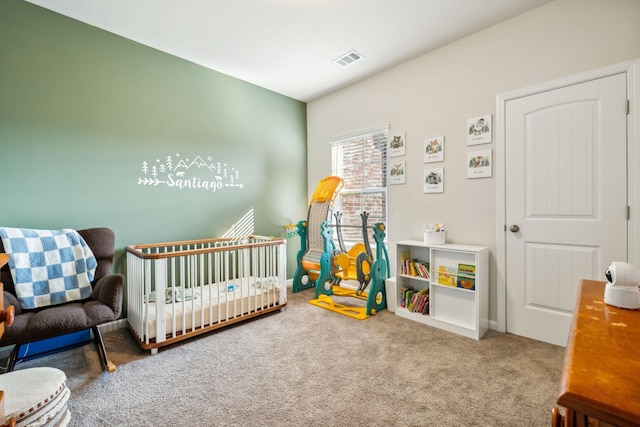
[141,278,281,340]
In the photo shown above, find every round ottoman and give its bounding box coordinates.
[0,367,70,427]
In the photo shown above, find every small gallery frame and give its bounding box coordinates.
[467,114,492,145]
[467,149,492,179]
[389,160,406,185]
[388,131,406,157]
[424,167,444,193]
[424,135,444,163]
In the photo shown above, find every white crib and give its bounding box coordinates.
[126,235,287,353]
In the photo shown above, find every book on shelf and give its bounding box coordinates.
[401,254,430,279]
[437,265,457,287]
[458,263,476,276]
[413,289,430,315]
[414,261,430,279]
[406,288,429,314]
[400,287,429,314]
[400,251,412,275]
[407,291,420,311]
[457,263,476,290]
[409,260,418,276]
[456,276,475,290]
[400,287,414,308]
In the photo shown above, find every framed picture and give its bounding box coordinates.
[467,114,492,145]
[388,132,406,157]
[467,149,492,179]
[389,160,406,185]
[424,167,444,193]
[424,136,444,163]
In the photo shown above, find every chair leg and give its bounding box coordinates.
[92,326,116,373]
[6,344,20,372]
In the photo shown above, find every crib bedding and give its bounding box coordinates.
[143,277,281,340]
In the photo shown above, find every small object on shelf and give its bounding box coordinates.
[424,223,445,245]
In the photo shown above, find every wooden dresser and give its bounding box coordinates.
[553,279,640,427]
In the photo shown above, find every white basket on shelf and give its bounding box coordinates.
[424,224,445,244]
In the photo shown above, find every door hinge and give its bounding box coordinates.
[626,99,630,115]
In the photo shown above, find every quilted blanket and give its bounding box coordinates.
[0,227,97,309]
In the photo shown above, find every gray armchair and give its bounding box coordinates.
[0,227,123,372]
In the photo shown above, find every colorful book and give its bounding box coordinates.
[409,260,418,276]
[457,276,475,290]
[458,263,476,277]
[437,265,457,287]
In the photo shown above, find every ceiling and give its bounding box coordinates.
[26,0,552,102]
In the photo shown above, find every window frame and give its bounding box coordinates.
[330,124,389,245]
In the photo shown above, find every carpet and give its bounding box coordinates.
[13,288,565,426]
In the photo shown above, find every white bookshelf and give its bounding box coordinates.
[395,240,489,339]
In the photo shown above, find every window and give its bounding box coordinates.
[331,125,388,243]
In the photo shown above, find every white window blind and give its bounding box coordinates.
[331,125,388,242]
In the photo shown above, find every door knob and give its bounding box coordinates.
[510,224,520,233]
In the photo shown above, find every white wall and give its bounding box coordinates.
[306,0,640,323]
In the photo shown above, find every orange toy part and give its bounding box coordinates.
[309,176,344,205]
[301,260,320,281]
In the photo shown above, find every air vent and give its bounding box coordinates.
[333,50,364,67]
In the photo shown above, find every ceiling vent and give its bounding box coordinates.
[333,50,364,67]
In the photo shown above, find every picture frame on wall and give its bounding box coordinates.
[467,114,492,145]
[388,132,406,157]
[424,167,444,193]
[467,149,492,179]
[389,160,406,185]
[424,135,444,163]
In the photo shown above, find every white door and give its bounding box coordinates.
[505,73,628,346]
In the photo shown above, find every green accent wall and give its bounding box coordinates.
[0,0,307,278]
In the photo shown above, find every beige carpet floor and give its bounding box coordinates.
[14,288,565,426]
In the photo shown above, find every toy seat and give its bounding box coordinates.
[334,242,370,285]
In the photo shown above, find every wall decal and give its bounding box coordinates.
[138,153,244,192]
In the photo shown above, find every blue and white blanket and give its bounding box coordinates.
[0,227,97,309]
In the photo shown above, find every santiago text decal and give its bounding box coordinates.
[137,154,244,193]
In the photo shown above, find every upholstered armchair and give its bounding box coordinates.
[0,227,123,372]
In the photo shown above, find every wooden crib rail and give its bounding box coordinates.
[126,235,285,259]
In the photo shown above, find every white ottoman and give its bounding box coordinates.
[0,367,70,427]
